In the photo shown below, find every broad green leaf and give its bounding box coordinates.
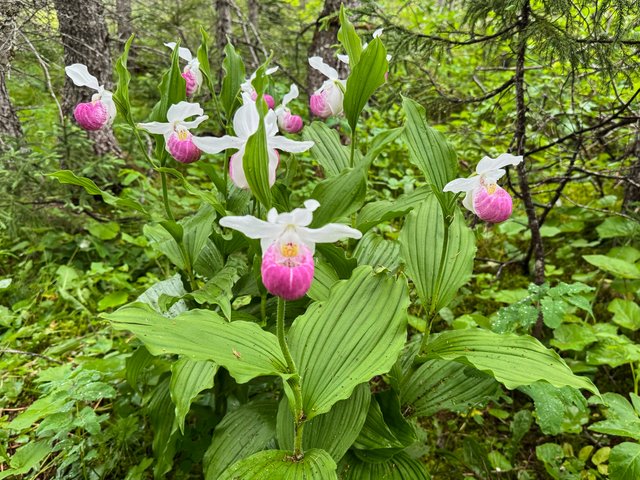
[126,345,155,392]
[113,35,135,126]
[48,170,148,215]
[316,244,358,279]
[344,38,388,132]
[400,196,475,312]
[105,305,288,383]
[0,441,51,480]
[288,266,409,420]
[170,358,217,433]
[597,216,640,239]
[218,448,337,479]
[310,166,367,227]
[303,121,350,176]
[307,261,340,302]
[402,97,457,192]
[356,186,432,233]
[193,239,225,278]
[196,27,214,96]
[610,442,640,480]
[156,167,225,215]
[277,383,371,462]
[362,127,405,168]
[590,393,640,440]
[337,4,362,67]
[586,335,640,367]
[608,298,640,331]
[87,220,120,240]
[147,379,179,478]
[136,274,188,317]
[550,323,597,351]
[583,254,640,279]
[220,42,246,116]
[422,329,599,395]
[339,451,430,480]
[520,383,588,435]
[204,400,278,480]
[354,231,401,271]
[401,359,500,418]
[7,392,71,431]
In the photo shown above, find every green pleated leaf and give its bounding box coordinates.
[204,400,278,480]
[400,196,475,313]
[362,127,405,168]
[310,167,367,227]
[307,261,340,302]
[147,378,179,479]
[47,170,148,215]
[220,42,246,117]
[610,442,640,480]
[316,244,358,279]
[302,122,351,176]
[337,4,362,67]
[277,383,371,462]
[401,359,500,418]
[340,451,430,480]
[218,448,337,479]
[288,266,409,420]
[170,358,217,434]
[196,27,214,96]
[104,305,288,383]
[356,186,432,233]
[113,34,135,126]
[422,329,599,395]
[126,345,154,393]
[354,231,401,271]
[402,97,457,192]
[344,38,388,132]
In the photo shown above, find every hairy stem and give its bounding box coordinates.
[160,171,175,221]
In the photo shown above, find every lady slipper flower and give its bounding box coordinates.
[165,43,202,96]
[192,94,313,189]
[308,57,346,118]
[241,67,278,109]
[219,200,362,300]
[64,64,116,130]
[275,84,303,134]
[138,102,208,164]
[443,153,523,223]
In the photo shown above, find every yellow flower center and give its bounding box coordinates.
[486,183,497,195]
[177,129,189,141]
[280,242,299,258]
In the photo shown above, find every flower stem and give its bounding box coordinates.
[276,297,305,458]
[350,127,357,168]
[160,170,175,221]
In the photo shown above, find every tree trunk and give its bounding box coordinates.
[248,0,259,32]
[623,143,640,216]
[116,0,134,66]
[0,1,23,149]
[307,0,344,95]
[54,0,121,157]
[216,0,232,70]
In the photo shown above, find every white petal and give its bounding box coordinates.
[165,42,193,62]
[308,57,339,80]
[265,110,279,137]
[443,176,480,193]
[483,169,506,183]
[137,121,173,135]
[233,102,260,139]
[100,91,117,123]
[268,149,279,186]
[281,84,299,107]
[297,224,362,253]
[269,136,314,153]
[229,147,248,188]
[304,199,320,211]
[167,101,204,123]
[180,115,208,130]
[265,66,279,76]
[373,28,384,38]
[462,191,476,214]
[65,64,100,90]
[220,215,284,241]
[267,208,278,223]
[192,135,244,154]
[476,153,523,175]
[337,54,350,65]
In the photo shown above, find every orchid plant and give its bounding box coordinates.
[53,10,599,480]
[65,63,117,130]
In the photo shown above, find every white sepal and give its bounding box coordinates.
[65,63,101,91]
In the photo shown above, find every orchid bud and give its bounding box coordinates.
[251,91,275,109]
[310,82,344,118]
[277,111,303,134]
[473,184,513,223]
[182,69,199,97]
[261,242,315,300]
[166,130,201,164]
[73,99,109,131]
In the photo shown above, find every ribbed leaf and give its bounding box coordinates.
[337,4,362,67]
[354,231,401,271]
[316,244,358,279]
[344,38,388,131]
[401,359,500,418]
[402,97,457,192]
[307,261,340,302]
[170,358,217,433]
[105,305,288,383]
[113,34,134,126]
[311,166,367,227]
[220,42,246,116]
[362,127,405,167]
[288,266,409,420]
[400,196,475,312]
[218,448,337,479]
[204,400,278,480]
[147,378,179,478]
[356,186,432,233]
[302,122,350,176]
[610,442,640,480]
[277,383,370,461]
[244,114,272,208]
[340,451,430,480]
[196,27,214,96]
[423,329,599,395]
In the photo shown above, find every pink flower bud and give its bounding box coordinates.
[73,100,109,130]
[473,185,513,223]
[310,92,331,118]
[277,111,303,134]
[166,130,201,164]
[182,69,198,97]
[261,242,314,300]
[250,91,275,109]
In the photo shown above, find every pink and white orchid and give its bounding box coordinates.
[138,102,208,164]
[165,42,202,97]
[275,84,303,134]
[443,153,523,223]
[241,67,278,109]
[192,94,313,189]
[219,200,362,300]
[308,57,346,118]
[65,64,116,131]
